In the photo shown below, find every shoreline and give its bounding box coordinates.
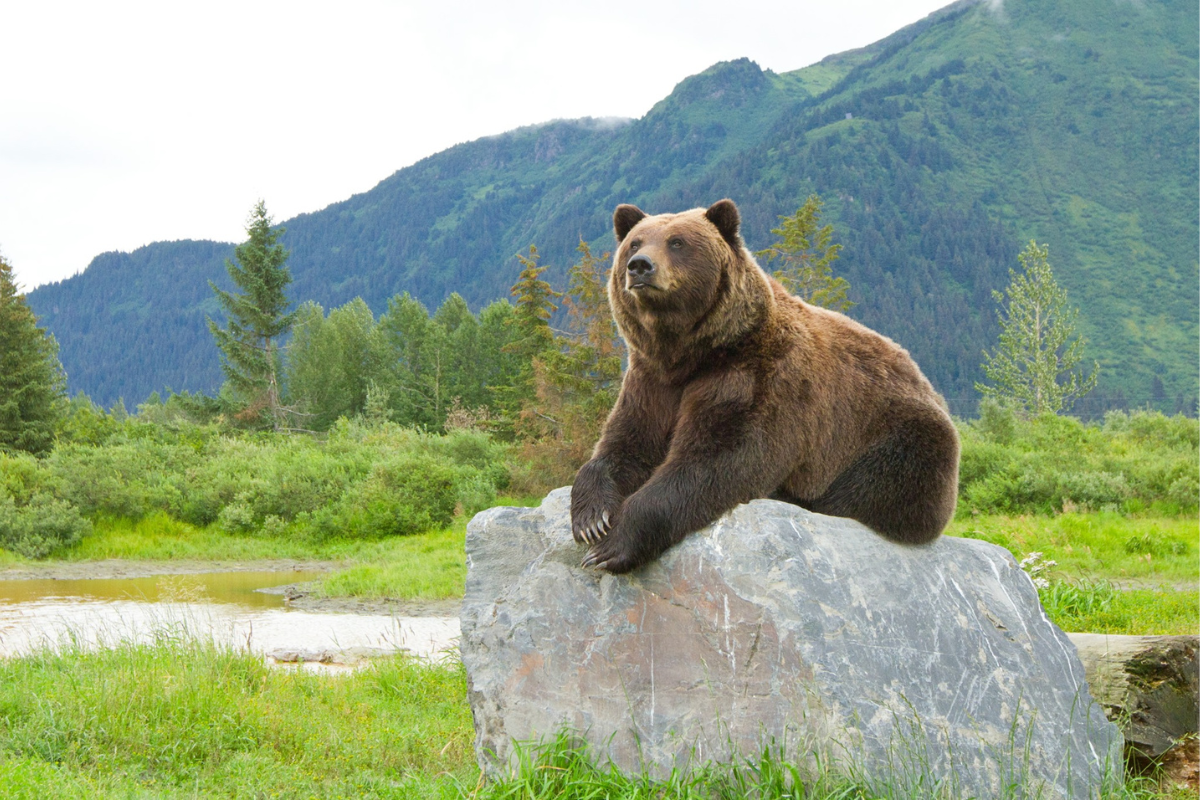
[0,559,463,617]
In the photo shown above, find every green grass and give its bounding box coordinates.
[949,513,1198,635]
[0,640,475,798]
[473,733,1190,800]
[948,513,1197,584]
[0,639,1186,800]
[316,523,468,602]
[1038,580,1199,635]
[64,512,345,561]
[313,494,540,602]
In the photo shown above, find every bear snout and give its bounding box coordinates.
[626,253,657,290]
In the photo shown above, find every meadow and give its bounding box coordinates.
[0,641,1191,799]
[0,405,1195,797]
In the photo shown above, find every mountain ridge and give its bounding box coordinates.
[28,0,1199,413]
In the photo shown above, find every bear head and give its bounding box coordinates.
[608,199,775,371]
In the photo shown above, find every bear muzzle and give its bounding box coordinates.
[625,253,658,292]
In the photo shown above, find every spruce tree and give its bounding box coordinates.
[505,246,561,394]
[0,254,66,454]
[755,195,852,311]
[977,241,1098,416]
[521,241,624,481]
[539,240,622,435]
[207,201,297,429]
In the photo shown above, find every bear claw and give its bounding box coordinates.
[577,512,612,545]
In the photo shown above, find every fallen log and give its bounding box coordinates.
[1068,633,1198,788]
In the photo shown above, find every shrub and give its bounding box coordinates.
[216,501,257,534]
[0,402,513,553]
[1123,532,1189,558]
[1166,473,1199,510]
[957,410,1198,516]
[0,493,91,558]
[324,454,461,539]
[0,451,64,504]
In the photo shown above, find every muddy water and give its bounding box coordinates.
[0,571,461,666]
[0,571,325,609]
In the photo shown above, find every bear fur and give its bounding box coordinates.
[570,199,960,573]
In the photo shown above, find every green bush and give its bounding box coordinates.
[0,493,91,558]
[0,452,64,505]
[47,441,192,519]
[323,454,460,539]
[1123,532,1189,558]
[957,409,1199,516]
[0,407,512,556]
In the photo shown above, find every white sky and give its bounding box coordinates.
[2,0,953,291]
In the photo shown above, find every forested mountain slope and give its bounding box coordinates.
[28,0,1199,413]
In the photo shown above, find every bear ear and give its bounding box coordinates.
[613,204,647,243]
[704,199,741,244]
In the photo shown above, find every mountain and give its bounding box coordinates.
[27,0,1199,414]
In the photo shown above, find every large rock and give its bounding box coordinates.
[461,489,1122,798]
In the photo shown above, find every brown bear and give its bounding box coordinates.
[570,198,960,573]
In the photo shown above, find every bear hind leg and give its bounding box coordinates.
[806,412,959,544]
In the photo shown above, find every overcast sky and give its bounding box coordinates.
[2,0,955,291]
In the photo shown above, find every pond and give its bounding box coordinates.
[0,570,460,668]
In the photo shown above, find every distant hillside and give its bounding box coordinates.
[28,0,1199,414]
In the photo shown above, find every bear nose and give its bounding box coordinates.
[627,253,655,280]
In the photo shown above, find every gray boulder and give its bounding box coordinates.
[460,489,1122,798]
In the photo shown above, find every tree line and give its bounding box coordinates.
[0,195,1152,476]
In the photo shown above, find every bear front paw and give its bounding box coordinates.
[574,507,612,545]
[570,463,622,545]
[580,528,642,574]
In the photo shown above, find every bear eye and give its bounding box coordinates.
[629,240,641,252]
[669,237,684,250]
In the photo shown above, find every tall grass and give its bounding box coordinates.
[0,639,474,798]
[1037,580,1199,635]
[2,639,1184,799]
[948,513,1196,583]
[317,524,469,602]
[471,732,1187,800]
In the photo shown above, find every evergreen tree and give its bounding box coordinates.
[977,241,1098,417]
[518,241,624,483]
[755,195,852,311]
[540,241,623,436]
[508,246,560,356]
[0,254,66,454]
[500,245,561,423]
[207,201,297,429]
